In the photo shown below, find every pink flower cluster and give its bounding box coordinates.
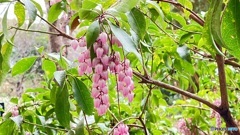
[176,119,191,135]
[109,55,134,102]
[70,38,93,75]
[113,123,129,135]
[11,106,19,117]
[91,33,110,115]
[71,33,134,116]
[210,99,221,128]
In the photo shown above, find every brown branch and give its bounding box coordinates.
[225,60,240,68]
[17,0,75,40]
[191,49,240,68]
[10,26,59,35]
[138,117,148,135]
[133,71,220,112]
[154,0,204,26]
[36,14,75,40]
[215,52,228,109]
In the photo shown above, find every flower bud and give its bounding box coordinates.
[98,32,108,44]
[91,88,99,98]
[95,64,103,74]
[94,98,101,108]
[70,39,79,50]
[79,37,86,47]
[96,48,104,58]
[93,73,100,83]
[101,55,109,66]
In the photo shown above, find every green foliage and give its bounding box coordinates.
[72,77,94,115]
[14,2,26,27]
[222,0,240,59]
[2,6,9,38]
[127,8,146,39]
[42,59,56,79]
[109,0,140,13]
[23,0,37,28]
[110,23,142,62]
[0,39,13,84]
[54,70,66,86]
[11,56,38,76]
[0,119,17,135]
[86,20,100,48]
[48,2,64,23]
[55,84,70,128]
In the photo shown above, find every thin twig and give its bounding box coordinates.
[169,105,210,111]
[133,71,220,112]
[143,12,179,44]
[83,112,91,135]
[17,0,75,40]
[154,0,204,26]
[108,117,138,135]
[108,109,119,122]
[164,20,202,34]
[138,117,148,135]
[127,124,144,129]
[139,88,152,118]
[23,120,68,132]
[36,14,75,40]
[10,26,59,35]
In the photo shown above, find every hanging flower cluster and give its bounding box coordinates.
[113,123,129,135]
[70,32,134,116]
[11,106,19,117]
[176,118,191,135]
[210,99,221,128]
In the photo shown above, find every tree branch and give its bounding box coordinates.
[154,0,204,26]
[215,48,228,109]
[23,120,68,132]
[36,14,75,40]
[133,71,220,112]
[10,26,59,35]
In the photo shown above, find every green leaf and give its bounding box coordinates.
[2,6,9,37]
[12,56,38,76]
[109,23,142,62]
[23,0,37,28]
[168,12,186,26]
[47,53,71,69]
[127,8,146,39]
[42,59,56,79]
[82,0,97,9]
[48,2,63,23]
[110,0,140,13]
[54,71,66,86]
[178,0,192,17]
[78,9,99,20]
[14,2,25,27]
[146,1,164,19]
[0,119,17,135]
[10,98,18,104]
[70,0,82,10]
[221,0,240,59]
[55,84,70,128]
[86,20,100,48]
[72,77,94,115]
[0,0,10,2]
[211,0,226,48]
[0,40,13,84]
[31,0,43,16]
